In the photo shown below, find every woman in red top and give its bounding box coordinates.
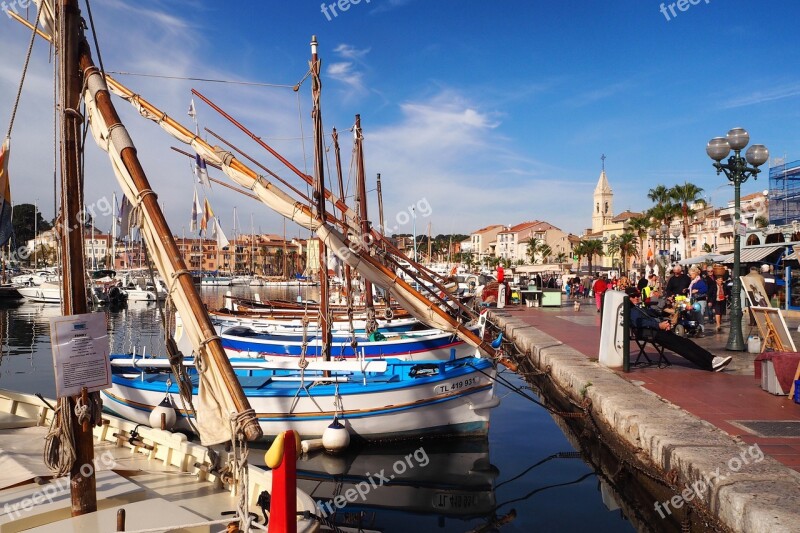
[592,275,607,313]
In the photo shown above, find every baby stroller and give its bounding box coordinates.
[669,295,704,338]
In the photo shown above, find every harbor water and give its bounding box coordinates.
[0,286,637,532]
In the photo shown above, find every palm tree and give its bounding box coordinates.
[573,241,587,272]
[647,184,671,206]
[538,244,552,264]
[626,215,650,271]
[605,235,620,269]
[526,237,541,264]
[670,181,705,260]
[580,239,605,276]
[617,232,639,275]
[554,252,568,264]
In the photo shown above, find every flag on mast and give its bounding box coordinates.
[190,188,202,233]
[195,153,210,187]
[188,99,196,119]
[0,138,12,248]
[212,217,229,249]
[117,195,133,240]
[200,198,214,236]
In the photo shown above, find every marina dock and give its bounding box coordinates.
[490,298,800,533]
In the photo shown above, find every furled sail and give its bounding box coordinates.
[103,77,502,359]
[82,62,260,445]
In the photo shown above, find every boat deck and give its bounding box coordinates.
[0,390,319,533]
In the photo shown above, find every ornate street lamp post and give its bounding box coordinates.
[649,223,671,286]
[706,127,769,351]
[671,227,681,262]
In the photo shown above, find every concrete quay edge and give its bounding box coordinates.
[490,311,800,533]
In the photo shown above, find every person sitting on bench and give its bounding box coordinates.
[625,287,732,372]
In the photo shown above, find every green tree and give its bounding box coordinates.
[554,252,568,264]
[12,203,52,252]
[526,237,541,264]
[605,235,620,268]
[580,239,605,276]
[617,232,639,275]
[647,184,671,206]
[670,181,705,260]
[626,215,651,270]
[538,244,552,263]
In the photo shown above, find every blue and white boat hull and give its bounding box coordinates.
[101,356,499,441]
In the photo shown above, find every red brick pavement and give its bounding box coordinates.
[497,296,800,472]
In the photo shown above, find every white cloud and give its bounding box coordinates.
[722,81,800,109]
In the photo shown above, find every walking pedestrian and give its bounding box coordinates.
[592,275,607,313]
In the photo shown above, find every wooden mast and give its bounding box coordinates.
[76,40,262,443]
[310,35,331,361]
[353,115,376,331]
[376,173,385,236]
[331,128,353,304]
[59,0,96,515]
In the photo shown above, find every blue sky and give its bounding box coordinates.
[1,0,800,241]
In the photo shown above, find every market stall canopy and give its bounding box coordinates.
[676,253,728,266]
[513,264,563,274]
[720,245,785,264]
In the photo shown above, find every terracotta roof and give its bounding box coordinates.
[472,224,505,234]
[498,220,562,234]
[741,192,767,202]
[498,221,540,234]
[611,210,641,223]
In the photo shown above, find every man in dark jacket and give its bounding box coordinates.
[664,264,691,298]
[626,287,731,371]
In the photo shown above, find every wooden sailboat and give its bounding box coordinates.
[93,36,500,443]
[1,4,323,532]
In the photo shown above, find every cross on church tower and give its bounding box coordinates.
[601,153,606,172]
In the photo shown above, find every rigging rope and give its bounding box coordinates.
[43,398,76,477]
[106,71,297,89]
[5,0,42,139]
[82,0,106,76]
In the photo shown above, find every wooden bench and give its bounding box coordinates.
[630,327,671,368]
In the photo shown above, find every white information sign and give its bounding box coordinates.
[50,312,110,398]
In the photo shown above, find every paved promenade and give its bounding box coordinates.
[494,295,800,471]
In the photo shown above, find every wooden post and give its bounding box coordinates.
[116,508,126,531]
[58,0,97,515]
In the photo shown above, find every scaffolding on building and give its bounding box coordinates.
[769,159,800,226]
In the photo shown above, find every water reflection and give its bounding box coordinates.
[0,287,638,531]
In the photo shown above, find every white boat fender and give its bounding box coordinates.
[224,291,233,311]
[149,394,177,430]
[300,438,324,454]
[322,417,350,454]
